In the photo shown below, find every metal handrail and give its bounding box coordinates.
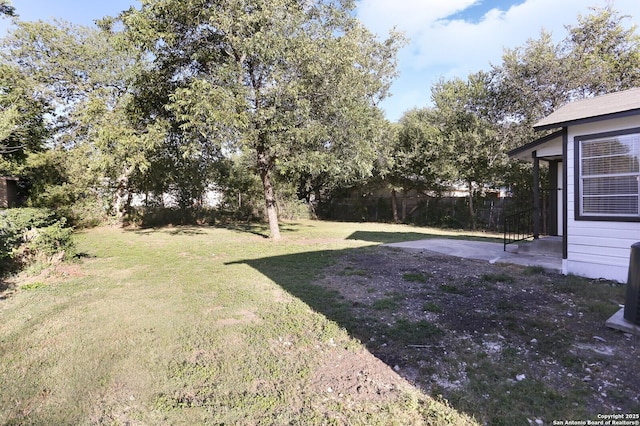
[503,207,534,251]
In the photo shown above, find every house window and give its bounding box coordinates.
[576,129,640,219]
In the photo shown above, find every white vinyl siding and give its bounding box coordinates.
[578,133,640,217]
[566,118,640,282]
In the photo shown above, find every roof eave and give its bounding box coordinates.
[507,129,564,159]
[533,108,640,131]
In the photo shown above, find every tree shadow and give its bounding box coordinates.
[125,222,304,239]
[227,248,361,334]
[225,246,453,407]
[127,226,208,236]
[347,230,502,245]
[165,228,208,236]
[218,224,270,238]
[218,222,307,238]
[0,276,15,300]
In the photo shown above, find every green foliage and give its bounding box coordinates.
[440,284,466,295]
[481,272,515,284]
[120,0,405,238]
[2,1,637,237]
[492,4,640,148]
[402,272,428,282]
[1,207,58,236]
[15,149,111,227]
[20,281,47,291]
[0,63,49,175]
[430,72,508,230]
[372,297,400,311]
[523,265,545,275]
[491,30,570,147]
[0,208,75,272]
[214,154,264,220]
[389,319,444,344]
[564,5,640,96]
[2,20,157,222]
[26,220,74,257]
[366,4,640,233]
[134,207,217,228]
[385,108,451,222]
[0,0,15,17]
[422,301,443,313]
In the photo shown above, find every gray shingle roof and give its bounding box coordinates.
[533,87,640,130]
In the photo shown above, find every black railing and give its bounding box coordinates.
[503,207,535,251]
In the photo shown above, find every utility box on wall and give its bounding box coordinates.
[624,242,640,325]
[0,177,19,208]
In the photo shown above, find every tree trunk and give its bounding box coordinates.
[401,193,407,221]
[258,155,281,240]
[391,188,399,223]
[114,166,134,225]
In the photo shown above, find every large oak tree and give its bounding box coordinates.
[119,0,404,239]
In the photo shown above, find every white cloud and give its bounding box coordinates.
[356,0,479,35]
[357,0,640,121]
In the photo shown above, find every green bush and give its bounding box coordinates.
[277,197,312,220]
[0,208,75,272]
[26,221,75,258]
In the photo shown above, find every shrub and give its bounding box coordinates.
[26,220,75,258]
[0,208,75,273]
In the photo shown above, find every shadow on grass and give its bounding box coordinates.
[127,226,208,236]
[225,246,462,412]
[225,247,383,341]
[127,222,306,239]
[218,222,309,238]
[0,276,15,300]
[226,245,631,423]
[347,230,502,245]
[219,224,270,238]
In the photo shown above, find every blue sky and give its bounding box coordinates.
[2,0,640,122]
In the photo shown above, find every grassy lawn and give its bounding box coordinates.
[0,221,487,425]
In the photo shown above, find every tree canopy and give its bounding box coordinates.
[2,2,639,232]
[0,0,15,18]
[491,4,640,149]
[389,4,640,228]
[118,0,405,238]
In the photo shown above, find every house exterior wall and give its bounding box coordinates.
[536,137,563,158]
[566,116,640,282]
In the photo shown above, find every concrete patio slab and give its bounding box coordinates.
[384,238,562,273]
[606,308,640,336]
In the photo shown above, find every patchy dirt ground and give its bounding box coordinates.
[312,245,640,424]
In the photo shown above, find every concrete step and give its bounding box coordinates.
[517,236,562,256]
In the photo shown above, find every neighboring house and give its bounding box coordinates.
[508,88,640,282]
[0,177,19,208]
[130,186,223,208]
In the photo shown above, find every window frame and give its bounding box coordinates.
[574,127,640,222]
